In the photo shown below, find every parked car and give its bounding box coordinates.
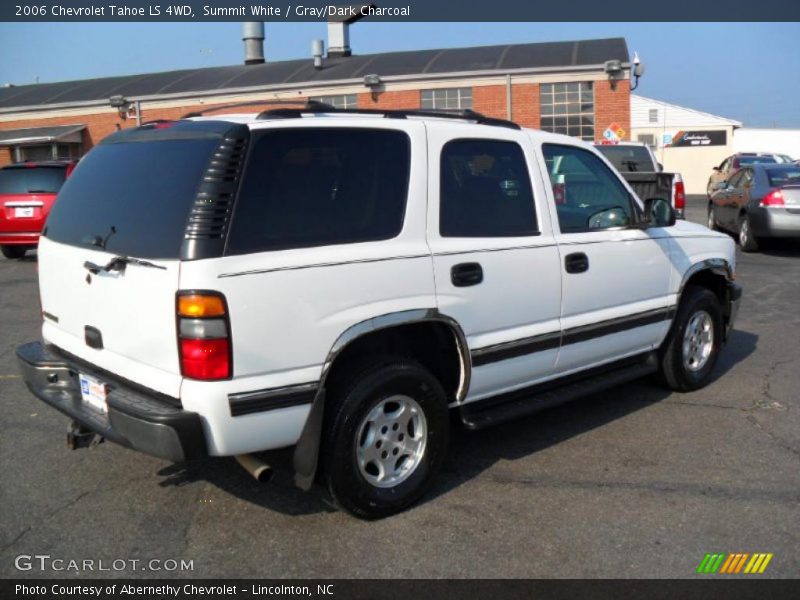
[17,108,741,518]
[707,153,783,196]
[708,163,800,251]
[594,141,686,218]
[0,160,76,259]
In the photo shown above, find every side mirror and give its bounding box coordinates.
[643,197,676,228]
[712,166,721,172]
[657,162,664,172]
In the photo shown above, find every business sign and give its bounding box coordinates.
[669,130,728,147]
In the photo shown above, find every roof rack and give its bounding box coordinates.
[255,106,521,130]
[181,99,334,119]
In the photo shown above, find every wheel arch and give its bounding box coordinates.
[292,309,470,490]
[678,259,736,338]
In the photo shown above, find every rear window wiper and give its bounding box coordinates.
[83,255,167,275]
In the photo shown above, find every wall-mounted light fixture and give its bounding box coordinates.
[363,74,382,102]
[109,95,141,125]
[630,52,645,91]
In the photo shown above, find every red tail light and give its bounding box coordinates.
[761,188,785,207]
[179,338,230,380]
[177,292,231,380]
[673,180,686,211]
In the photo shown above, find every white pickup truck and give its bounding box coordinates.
[17,106,741,518]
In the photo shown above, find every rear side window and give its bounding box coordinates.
[0,166,66,194]
[227,128,410,254]
[45,139,220,259]
[440,139,537,237]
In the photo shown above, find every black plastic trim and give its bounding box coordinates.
[15,341,206,462]
[461,352,658,429]
[471,306,674,367]
[229,382,317,417]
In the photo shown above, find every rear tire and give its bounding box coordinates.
[1,246,27,259]
[659,286,723,392]
[321,358,449,519]
[738,214,759,252]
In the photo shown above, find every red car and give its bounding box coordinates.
[0,160,77,259]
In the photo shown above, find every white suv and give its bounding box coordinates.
[17,106,741,518]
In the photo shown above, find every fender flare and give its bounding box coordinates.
[678,258,734,296]
[292,308,470,490]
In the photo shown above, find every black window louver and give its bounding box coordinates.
[181,127,250,260]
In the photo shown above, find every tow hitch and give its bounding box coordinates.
[66,420,104,450]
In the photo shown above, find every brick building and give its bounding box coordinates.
[0,35,631,166]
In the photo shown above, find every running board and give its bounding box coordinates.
[460,352,659,430]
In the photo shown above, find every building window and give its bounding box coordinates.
[421,88,473,110]
[648,108,658,123]
[309,94,358,109]
[637,134,656,150]
[13,142,82,163]
[540,82,594,141]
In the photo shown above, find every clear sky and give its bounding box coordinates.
[1,22,798,127]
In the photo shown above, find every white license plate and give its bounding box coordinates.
[79,373,108,413]
[14,206,34,218]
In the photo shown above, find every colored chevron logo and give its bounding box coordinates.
[696,553,773,574]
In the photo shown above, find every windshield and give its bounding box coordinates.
[45,138,219,259]
[0,166,67,194]
[595,145,656,172]
[767,168,800,187]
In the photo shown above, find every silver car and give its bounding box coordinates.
[708,163,800,252]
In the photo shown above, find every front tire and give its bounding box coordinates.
[707,205,719,231]
[322,359,449,519]
[738,214,759,252]
[659,286,723,392]
[1,245,27,259]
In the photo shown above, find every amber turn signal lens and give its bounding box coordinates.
[178,294,226,317]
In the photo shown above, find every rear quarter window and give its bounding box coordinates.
[767,168,800,187]
[0,166,67,194]
[226,128,411,254]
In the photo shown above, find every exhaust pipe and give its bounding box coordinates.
[235,453,273,483]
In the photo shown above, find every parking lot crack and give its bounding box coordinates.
[0,526,31,554]
[745,414,800,461]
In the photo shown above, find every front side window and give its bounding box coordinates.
[309,94,358,109]
[227,128,410,254]
[540,83,594,141]
[543,144,636,233]
[440,139,537,237]
[421,88,473,110]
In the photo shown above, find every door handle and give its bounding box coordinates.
[451,262,483,287]
[564,252,589,274]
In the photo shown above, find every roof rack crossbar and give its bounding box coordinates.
[181,99,334,119]
[255,106,520,130]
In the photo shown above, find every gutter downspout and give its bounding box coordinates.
[506,74,512,121]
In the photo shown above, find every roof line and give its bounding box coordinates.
[0,63,625,116]
[632,94,742,126]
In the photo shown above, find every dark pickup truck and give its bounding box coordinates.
[595,142,685,219]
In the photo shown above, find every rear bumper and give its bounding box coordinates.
[16,341,206,462]
[0,232,39,246]
[748,207,800,238]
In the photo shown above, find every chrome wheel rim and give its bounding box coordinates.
[682,310,714,372]
[740,219,749,246]
[356,394,427,488]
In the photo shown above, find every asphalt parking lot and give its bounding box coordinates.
[1,197,798,579]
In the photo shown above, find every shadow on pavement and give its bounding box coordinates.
[157,329,758,517]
